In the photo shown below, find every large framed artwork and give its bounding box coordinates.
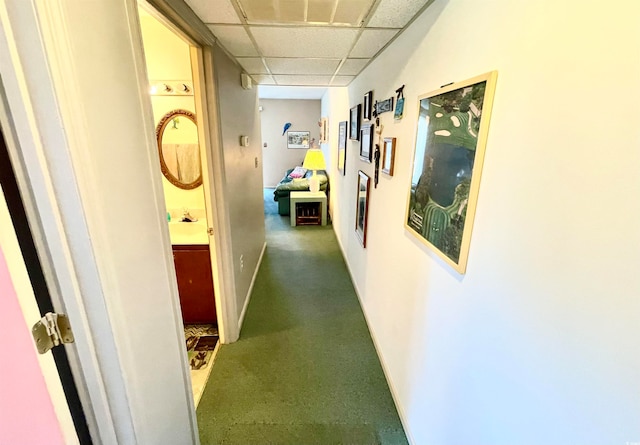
[405,71,497,274]
[338,121,347,175]
[349,105,361,140]
[287,131,310,149]
[355,171,371,247]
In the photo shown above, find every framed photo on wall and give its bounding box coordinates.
[359,123,373,162]
[382,137,396,176]
[355,171,370,248]
[287,131,310,149]
[349,105,361,140]
[363,91,373,121]
[320,117,329,143]
[338,121,347,175]
[405,71,498,274]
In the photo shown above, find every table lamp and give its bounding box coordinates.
[302,148,326,193]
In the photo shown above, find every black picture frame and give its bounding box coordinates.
[375,97,394,115]
[363,91,373,121]
[355,171,370,248]
[349,105,361,141]
[359,123,373,162]
[338,121,347,175]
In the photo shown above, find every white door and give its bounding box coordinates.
[0,0,199,443]
[0,184,79,445]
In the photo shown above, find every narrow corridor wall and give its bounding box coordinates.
[326,1,640,444]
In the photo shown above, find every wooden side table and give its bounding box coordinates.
[290,191,327,227]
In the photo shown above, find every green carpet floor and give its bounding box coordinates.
[196,188,408,445]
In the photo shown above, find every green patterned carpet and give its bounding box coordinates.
[196,188,407,445]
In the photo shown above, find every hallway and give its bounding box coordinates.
[195,189,407,444]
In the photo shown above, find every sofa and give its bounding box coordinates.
[273,167,329,215]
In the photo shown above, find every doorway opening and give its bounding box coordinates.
[138,5,220,405]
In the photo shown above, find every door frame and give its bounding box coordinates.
[0,0,238,443]
[139,1,240,343]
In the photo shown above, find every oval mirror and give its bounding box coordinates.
[156,109,202,190]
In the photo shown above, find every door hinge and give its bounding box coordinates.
[207,227,214,236]
[32,312,74,354]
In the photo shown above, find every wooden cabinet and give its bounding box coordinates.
[172,244,216,324]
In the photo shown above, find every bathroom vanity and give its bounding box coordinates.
[172,244,216,324]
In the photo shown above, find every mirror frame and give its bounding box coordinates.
[155,109,203,190]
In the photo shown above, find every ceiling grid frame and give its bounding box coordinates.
[186,0,436,87]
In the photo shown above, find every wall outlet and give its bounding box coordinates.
[240,254,244,272]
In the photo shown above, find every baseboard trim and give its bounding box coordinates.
[238,241,267,332]
[333,229,416,445]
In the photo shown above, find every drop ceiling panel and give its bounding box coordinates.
[331,76,355,86]
[274,75,333,86]
[266,58,340,75]
[236,57,269,74]
[307,0,334,23]
[338,58,369,75]
[251,75,276,85]
[207,25,259,56]
[251,27,359,58]
[185,0,241,24]
[333,0,376,26]
[367,0,430,28]
[349,28,398,58]
[239,0,305,24]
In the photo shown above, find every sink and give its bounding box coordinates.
[168,220,208,245]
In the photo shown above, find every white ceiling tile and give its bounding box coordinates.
[239,0,305,24]
[367,0,429,28]
[207,25,258,56]
[333,0,376,26]
[307,0,334,23]
[349,29,398,58]
[185,0,241,24]
[274,75,333,86]
[266,58,340,75]
[331,76,355,86]
[258,85,328,99]
[251,27,359,58]
[251,75,276,85]
[338,59,369,76]
[236,57,269,74]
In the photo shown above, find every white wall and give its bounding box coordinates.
[325,1,640,444]
[213,45,266,320]
[260,99,321,186]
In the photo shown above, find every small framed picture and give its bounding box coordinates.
[349,105,361,140]
[363,91,373,121]
[382,137,396,176]
[394,97,405,120]
[287,131,310,149]
[320,117,329,143]
[338,121,347,175]
[375,97,394,115]
[360,124,373,162]
[355,171,371,248]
